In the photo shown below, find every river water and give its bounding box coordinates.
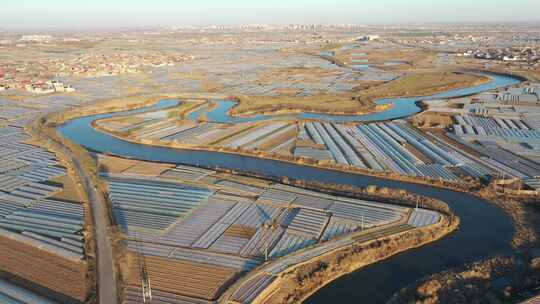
[58,72,520,303]
[187,73,520,123]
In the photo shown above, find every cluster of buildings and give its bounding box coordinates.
[356,35,380,42]
[283,24,366,31]
[0,50,194,91]
[457,47,540,64]
[19,35,53,43]
[63,52,194,77]
[0,60,66,91]
[0,61,77,94]
[172,24,373,32]
[25,80,75,94]
[395,34,494,48]
[166,32,361,46]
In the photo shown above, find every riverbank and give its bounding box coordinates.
[119,129,478,187]
[91,152,455,304]
[215,177,459,304]
[229,71,490,118]
[49,71,526,303]
[387,253,540,304]
[386,187,540,303]
[228,99,391,119]
[87,102,540,304]
[92,119,481,194]
[74,94,540,249]
[77,71,525,199]
[478,189,539,249]
[261,213,457,304]
[51,90,537,248]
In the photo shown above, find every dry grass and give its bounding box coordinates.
[257,67,343,85]
[219,174,273,188]
[166,100,208,118]
[97,155,137,174]
[335,49,437,70]
[355,72,489,102]
[261,215,457,304]
[225,225,257,239]
[232,72,487,116]
[412,112,455,128]
[97,116,146,130]
[122,162,174,176]
[403,143,434,164]
[518,69,540,82]
[232,93,380,116]
[388,257,519,304]
[49,174,84,203]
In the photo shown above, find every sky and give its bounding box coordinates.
[1,0,540,30]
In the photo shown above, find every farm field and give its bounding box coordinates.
[231,92,382,116]
[353,71,489,102]
[333,46,437,71]
[1,20,538,304]
[0,277,60,304]
[93,71,540,193]
[0,123,90,303]
[95,155,442,304]
[49,173,84,203]
[0,229,88,302]
[126,255,237,301]
[232,71,488,116]
[417,81,540,190]
[98,102,537,185]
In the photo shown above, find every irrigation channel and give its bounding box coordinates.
[59,72,520,303]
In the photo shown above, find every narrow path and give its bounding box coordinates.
[72,157,118,304]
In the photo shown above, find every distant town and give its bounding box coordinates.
[0,20,540,304]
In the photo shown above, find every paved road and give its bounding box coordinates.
[72,157,118,304]
[35,126,118,304]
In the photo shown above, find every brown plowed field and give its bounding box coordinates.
[127,256,237,301]
[225,225,256,239]
[0,235,88,302]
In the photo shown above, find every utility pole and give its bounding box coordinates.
[141,261,152,303]
[137,239,152,303]
[263,217,278,262]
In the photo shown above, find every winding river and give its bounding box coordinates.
[59,73,520,303]
[188,73,520,123]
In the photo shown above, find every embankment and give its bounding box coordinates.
[255,211,458,304]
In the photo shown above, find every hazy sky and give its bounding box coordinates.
[1,0,540,30]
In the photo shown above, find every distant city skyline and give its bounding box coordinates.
[1,0,540,30]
